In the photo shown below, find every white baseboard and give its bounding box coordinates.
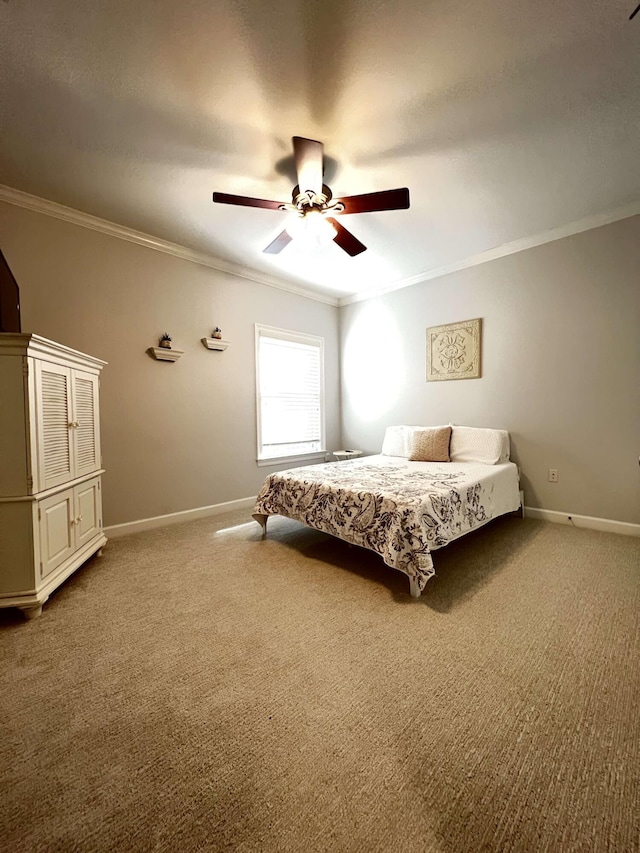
[106,499,640,540]
[524,507,640,537]
[105,496,257,538]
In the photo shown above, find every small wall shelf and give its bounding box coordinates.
[148,347,184,362]
[201,338,229,351]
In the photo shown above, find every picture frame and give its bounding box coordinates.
[426,318,482,381]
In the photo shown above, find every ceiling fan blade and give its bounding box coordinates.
[212,192,285,211]
[263,229,294,255]
[328,219,367,256]
[292,136,324,197]
[335,187,410,215]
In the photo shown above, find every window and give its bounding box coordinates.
[255,325,325,464]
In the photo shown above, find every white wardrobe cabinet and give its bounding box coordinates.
[0,334,107,619]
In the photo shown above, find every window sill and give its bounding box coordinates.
[257,451,328,468]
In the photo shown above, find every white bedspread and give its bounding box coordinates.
[253,455,520,594]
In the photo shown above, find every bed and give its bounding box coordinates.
[252,425,521,597]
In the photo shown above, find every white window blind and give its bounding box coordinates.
[256,325,325,461]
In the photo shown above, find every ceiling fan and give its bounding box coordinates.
[212,136,410,257]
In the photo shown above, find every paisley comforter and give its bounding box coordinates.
[253,455,520,595]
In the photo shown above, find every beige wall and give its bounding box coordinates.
[0,203,341,526]
[339,216,640,525]
[3,203,638,528]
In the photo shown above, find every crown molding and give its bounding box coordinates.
[3,184,637,310]
[338,201,640,306]
[0,184,339,307]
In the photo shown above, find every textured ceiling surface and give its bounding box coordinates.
[1,0,639,300]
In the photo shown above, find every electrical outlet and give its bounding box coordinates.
[548,468,558,483]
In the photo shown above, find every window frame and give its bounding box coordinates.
[254,323,326,467]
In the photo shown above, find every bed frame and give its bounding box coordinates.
[252,427,521,597]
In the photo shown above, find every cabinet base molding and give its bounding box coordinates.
[0,530,107,619]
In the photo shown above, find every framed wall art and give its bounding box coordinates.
[426,318,482,381]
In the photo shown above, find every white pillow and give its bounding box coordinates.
[381,425,415,457]
[449,426,510,464]
[381,425,450,458]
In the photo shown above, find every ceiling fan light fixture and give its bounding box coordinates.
[213,136,410,257]
[289,208,337,247]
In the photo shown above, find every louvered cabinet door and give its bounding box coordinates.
[35,361,74,490]
[71,370,101,479]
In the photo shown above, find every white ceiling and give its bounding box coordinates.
[1,0,639,302]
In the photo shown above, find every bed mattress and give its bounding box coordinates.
[253,454,521,594]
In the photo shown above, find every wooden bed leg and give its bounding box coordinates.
[409,578,422,598]
[252,513,268,537]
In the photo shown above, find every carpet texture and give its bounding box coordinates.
[1,512,638,852]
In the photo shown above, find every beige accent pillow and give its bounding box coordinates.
[409,426,452,462]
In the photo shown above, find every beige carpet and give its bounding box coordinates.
[1,512,638,853]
